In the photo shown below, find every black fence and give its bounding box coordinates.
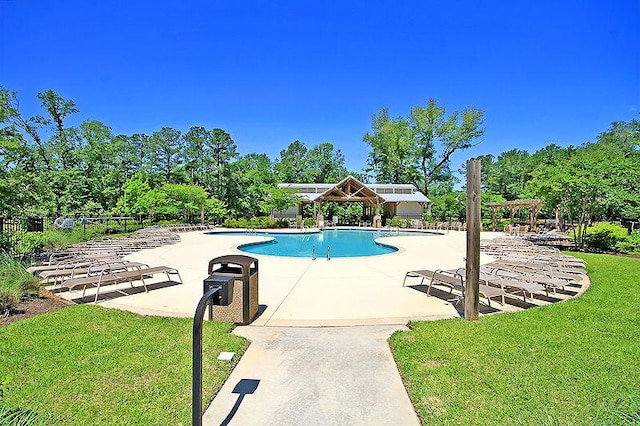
[0,217,50,234]
[0,217,53,258]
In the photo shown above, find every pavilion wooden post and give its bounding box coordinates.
[465,160,481,321]
[490,205,498,231]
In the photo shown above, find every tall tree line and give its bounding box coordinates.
[2,86,637,226]
[0,86,353,220]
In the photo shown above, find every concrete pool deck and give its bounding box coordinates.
[80,228,505,325]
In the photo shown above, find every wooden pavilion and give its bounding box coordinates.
[278,175,429,227]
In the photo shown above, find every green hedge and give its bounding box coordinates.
[616,230,640,255]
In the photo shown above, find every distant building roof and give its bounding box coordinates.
[278,176,430,203]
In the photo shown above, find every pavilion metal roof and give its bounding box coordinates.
[278,176,430,203]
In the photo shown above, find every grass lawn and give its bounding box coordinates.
[0,305,248,425]
[390,253,640,425]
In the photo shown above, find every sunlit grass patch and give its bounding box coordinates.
[390,253,640,425]
[0,305,247,425]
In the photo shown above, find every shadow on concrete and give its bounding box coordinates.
[251,304,268,322]
[68,280,181,304]
[406,284,501,316]
[220,379,260,426]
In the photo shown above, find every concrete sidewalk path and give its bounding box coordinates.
[202,325,420,426]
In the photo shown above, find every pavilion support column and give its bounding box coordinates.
[491,206,498,231]
[373,201,382,228]
[316,201,324,225]
[465,160,481,321]
[533,207,541,231]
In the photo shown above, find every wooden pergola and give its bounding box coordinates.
[314,176,385,226]
[485,199,543,231]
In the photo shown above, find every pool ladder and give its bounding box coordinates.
[311,245,330,260]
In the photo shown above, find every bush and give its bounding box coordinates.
[15,232,49,257]
[0,255,41,317]
[223,217,275,229]
[223,218,249,228]
[616,231,640,255]
[583,222,629,251]
[386,217,403,227]
[248,216,271,229]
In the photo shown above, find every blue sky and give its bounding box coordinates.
[1,1,639,175]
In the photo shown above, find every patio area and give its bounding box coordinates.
[55,229,585,326]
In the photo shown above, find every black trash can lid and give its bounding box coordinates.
[209,254,256,265]
[208,255,258,273]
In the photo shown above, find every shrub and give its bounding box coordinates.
[386,217,403,227]
[616,231,640,255]
[248,216,270,229]
[0,255,41,316]
[223,217,275,229]
[15,232,49,257]
[583,222,629,251]
[223,218,249,228]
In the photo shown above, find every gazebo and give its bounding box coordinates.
[277,175,429,227]
[312,176,385,226]
[485,199,543,231]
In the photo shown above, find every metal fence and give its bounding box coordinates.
[0,217,49,233]
[0,217,52,257]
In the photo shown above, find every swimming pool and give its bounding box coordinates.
[210,229,433,258]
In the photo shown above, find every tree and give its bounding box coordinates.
[115,133,151,178]
[115,173,152,218]
[183,125,210,185]
[36,90,79,134]
[183,126,237,198]
[274,140,308,183]
[78,120,128,211]
[158,183,209,223]
[484,149,532,200]
[209,128,238,194]
[364,99,484,196]
[305,142,349,183]
[430,192,466,222]
[258,187,300,217]
[226,153,276,217]
[205,196,228,224]
[148,127,184,183]
[0,87,81,215]
[363,109,414,184]
[528,134,640,244]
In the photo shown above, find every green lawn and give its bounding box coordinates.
[0,305,247,425]
[390,253,640,425]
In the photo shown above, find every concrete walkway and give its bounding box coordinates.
[202,325,420,426]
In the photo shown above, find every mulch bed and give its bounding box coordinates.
[0,289,73,327]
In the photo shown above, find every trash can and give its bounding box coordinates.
[207,255,259,325]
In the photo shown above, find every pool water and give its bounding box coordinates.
[213,229,431,258]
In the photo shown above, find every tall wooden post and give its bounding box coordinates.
[465,160,481,321]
